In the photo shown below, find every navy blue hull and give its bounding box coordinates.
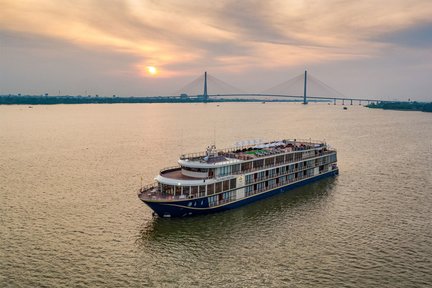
[142,169,338,217]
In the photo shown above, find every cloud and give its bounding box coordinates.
[1,0,432,99]
[377,22,432,48]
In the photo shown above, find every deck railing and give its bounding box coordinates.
[160,166,181,174]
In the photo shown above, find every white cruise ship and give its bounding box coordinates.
[138,139,338,217]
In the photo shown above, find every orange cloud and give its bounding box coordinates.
[1,0,432,77]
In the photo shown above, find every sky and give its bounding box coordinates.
[1,0,432,101]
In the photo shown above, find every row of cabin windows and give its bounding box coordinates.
[160,178,237,196]
[244,169,318,196]
[215,150,328,177]
[243,154,337,185]
[244,161,313,184]
[182,166,209,173]
[208,190,236,206]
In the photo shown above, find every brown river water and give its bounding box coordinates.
[1,103,431,287]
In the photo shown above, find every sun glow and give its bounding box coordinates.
[146,66,158,76]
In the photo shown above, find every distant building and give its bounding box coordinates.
[180,93,188,99]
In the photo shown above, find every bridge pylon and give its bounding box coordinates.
[203,71,208,102]
[303,70,308,105]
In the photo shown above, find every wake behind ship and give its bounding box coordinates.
[138,139,338,217]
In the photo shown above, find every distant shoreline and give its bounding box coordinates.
[0,95,323,105]
[367,101,432,113]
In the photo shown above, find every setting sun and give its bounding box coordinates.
[146,66,158,76]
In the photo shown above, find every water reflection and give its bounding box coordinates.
[136,177,337,247]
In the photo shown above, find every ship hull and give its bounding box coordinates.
[141,169,338,218]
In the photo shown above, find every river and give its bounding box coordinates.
[1,103,431,287]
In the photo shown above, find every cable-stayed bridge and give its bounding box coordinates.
[174,71,390,105]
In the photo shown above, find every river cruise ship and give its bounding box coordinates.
[138,139,338,217]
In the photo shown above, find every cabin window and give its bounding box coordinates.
[285,154,294,162]
[208,195,218,206]
[162,184,174,195]
[253,159,264,169]
[256,182,265,190]
[215,182,222,193]
[265,157,275,167]
[230,178,236,189]
[218,165,232,177]
[207,184,214,195]
[175,185,181,196]
[199,185,206,196]
[268,179,276,187]
[183,186,190,195]
[223,180,230,191]
[232,164,240,173]
[182,166,209,173]
[191,186,198,196]
[245,185,253,196]
[245,174,253,184]
[241,162,252,172]
[275,155,285,164]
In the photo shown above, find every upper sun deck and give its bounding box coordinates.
[178,139,328,168]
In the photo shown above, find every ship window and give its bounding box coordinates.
[218,165,232,177]
[230,178,236,189]
[162,184,174,195]
[265,157,275,167]
[241,162,252,171]
[232,164,240,173]
[191,186,198,196]
[175,185,181,195]
[215,182,222,193]
[276,155,285,164]
[286,154,294,162]
[199,185,206,196]
[253,159,264,169]
[182,166,209,173]
[207,184,214,195]
[183,186,190,195]
[208,195,218,206]
[245,174,253,184]
[223,180,230,191]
